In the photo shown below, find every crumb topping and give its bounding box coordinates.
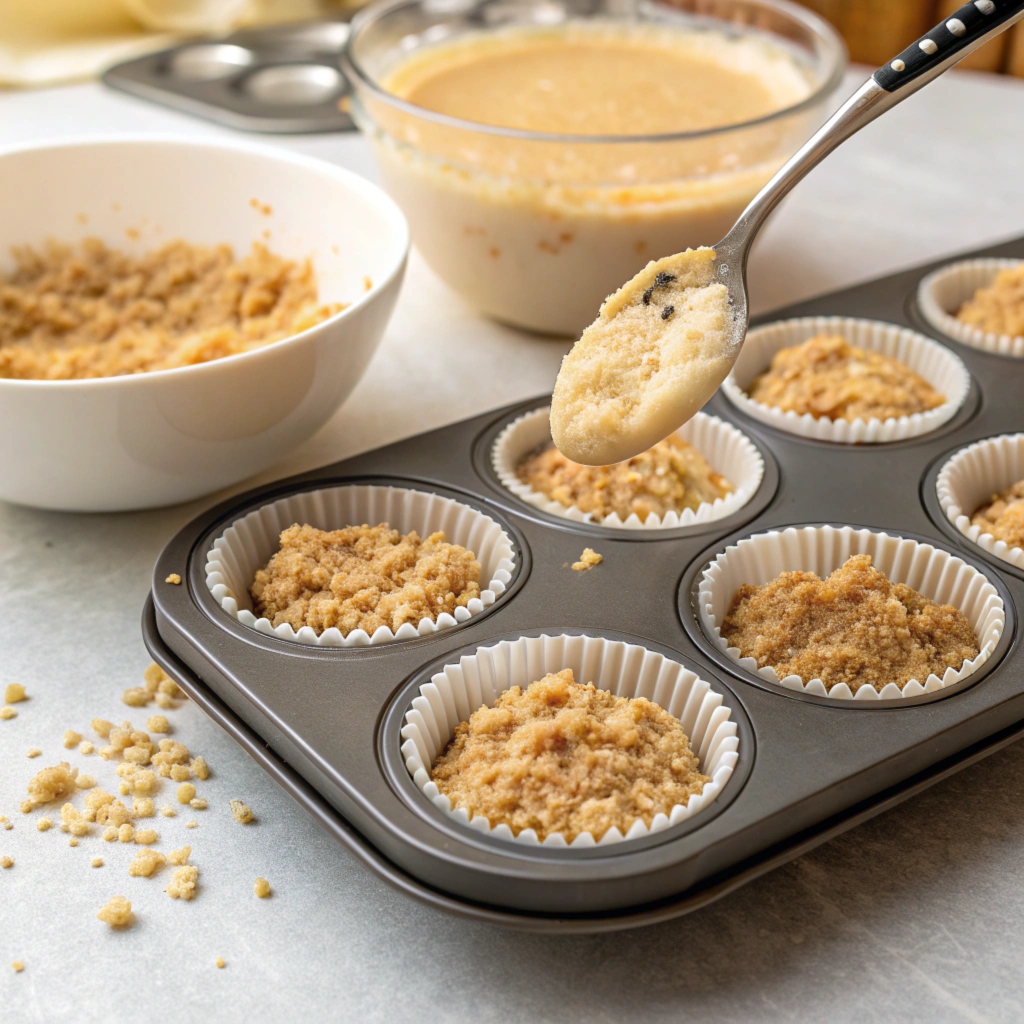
[430,669,708,842]
[167,865,199,900]
[972,479,1024,550]
[518,434,732,522]
[571,548,603,571]
[229,801,254,825]
[0,239,344,380]
[747,335,945,421]
[956,264,1024,337]
[96,896,133,927]
[254,877,271,898]
[720,553,980,692]
[5,684,26,703]
[251,523,482,637]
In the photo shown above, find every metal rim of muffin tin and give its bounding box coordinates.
[146,234,1024,931]
[102,18,356,134]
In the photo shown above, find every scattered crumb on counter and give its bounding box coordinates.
[167,846,190,866]
[103,827,118,842]
[36,818,51,832]
[27,762,77,804]
[216,957,226,969]
[4,683,26,703]
[133,798,155,818]
[63,729,82,749]
[230,800,254,824]
[146,715,169,734]
[75,774,96,790]
[185,821,198,829]
[177,783,196,805]
[571,548,603,571]
[189,798,207,811]
[26,748,41,759]
[79,741,94,755]
[91,719,114,739]
[134,828,158,845]
[122,688,150,708]
[254,877,271,898]
[191,757,209,780]
[12,960,24,972]
[160,806,175,818]
[92,857,103,867]
[1,707,16,720]
[69,837,78,847]
[129,849,166,877]
[1,856,13,868]
[118,824,135,843]
[96,896,133,927]
[165,574,181,585]
[167,865,198,900]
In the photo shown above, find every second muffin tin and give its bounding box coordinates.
[144,233,1024,930]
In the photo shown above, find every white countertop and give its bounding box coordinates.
[2,68,1024,1023]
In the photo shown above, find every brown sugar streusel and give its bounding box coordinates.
[972,479,1024,550]
[517,435,733,522]
[251,523,481,637]
[747,335,945,421]
[0,239,344,380]
[956,265,1024,338]
[430,669,708,842]
[720,554,979,693]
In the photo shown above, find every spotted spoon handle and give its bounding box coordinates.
[874,0,1024,91]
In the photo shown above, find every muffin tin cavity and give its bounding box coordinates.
[400,633,739,847]
[242,64,347,106]
[723,316,970,443]
[917,259,1024,358]
[168,44,254,81]
[491,406,764,530]
[696,525,1006,703]
[205,484,517,647]
[937,434,1024,571]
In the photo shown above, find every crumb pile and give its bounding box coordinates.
[956,264,1024,337]
[430,669,708,842]
[517,434,733,522]
[972,478,1024,549]
[0,238,344,380]
[720,554,980,692]
[747,335,945,421]
[251,523,482,637]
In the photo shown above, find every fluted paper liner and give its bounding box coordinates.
[937,434,1024,571]
[492,406,764,529]
[205,484,516,647]
[722,317,970,443]
[918,259,1024,358]
[401,633,739,847]
[698,525,1005,701]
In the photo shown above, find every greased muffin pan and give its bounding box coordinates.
[144,234,1024,932]
[102,18,355,134]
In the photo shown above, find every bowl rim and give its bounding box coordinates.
[341,0,848,146]
[0,133,410,391]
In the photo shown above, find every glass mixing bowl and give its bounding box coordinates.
[343,0,846,336]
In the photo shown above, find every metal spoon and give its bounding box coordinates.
[552,0,1024,466]
[716,0,1024,363]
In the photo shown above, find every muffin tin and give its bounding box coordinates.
[144,234,1024,932]
[102,18,356,133]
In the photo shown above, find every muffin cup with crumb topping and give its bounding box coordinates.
[722,317,970,443]
[698,525,1005,702]
[400,632,739,847]
[205,484,517,647]
[491,406,764,530]
[917,259,1024,358]
[937,433,1024,572]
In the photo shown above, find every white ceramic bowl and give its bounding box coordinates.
[0,136,409,512]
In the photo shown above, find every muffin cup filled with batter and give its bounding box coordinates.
[400,633,739,846]
[937,433,1024,572]
[491,406,764,529]
[205,484,517,647]
[698,525,1005,701]
[722,317,970,443]
[917,259,1024,359]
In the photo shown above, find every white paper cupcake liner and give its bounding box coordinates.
[492,406,764,530]
[698,525,1005,701]
[401,633,739,847]
[722,317,971,443]
[937,434,1024,571]
[917,259,1024,358]
[205,484,517,647]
